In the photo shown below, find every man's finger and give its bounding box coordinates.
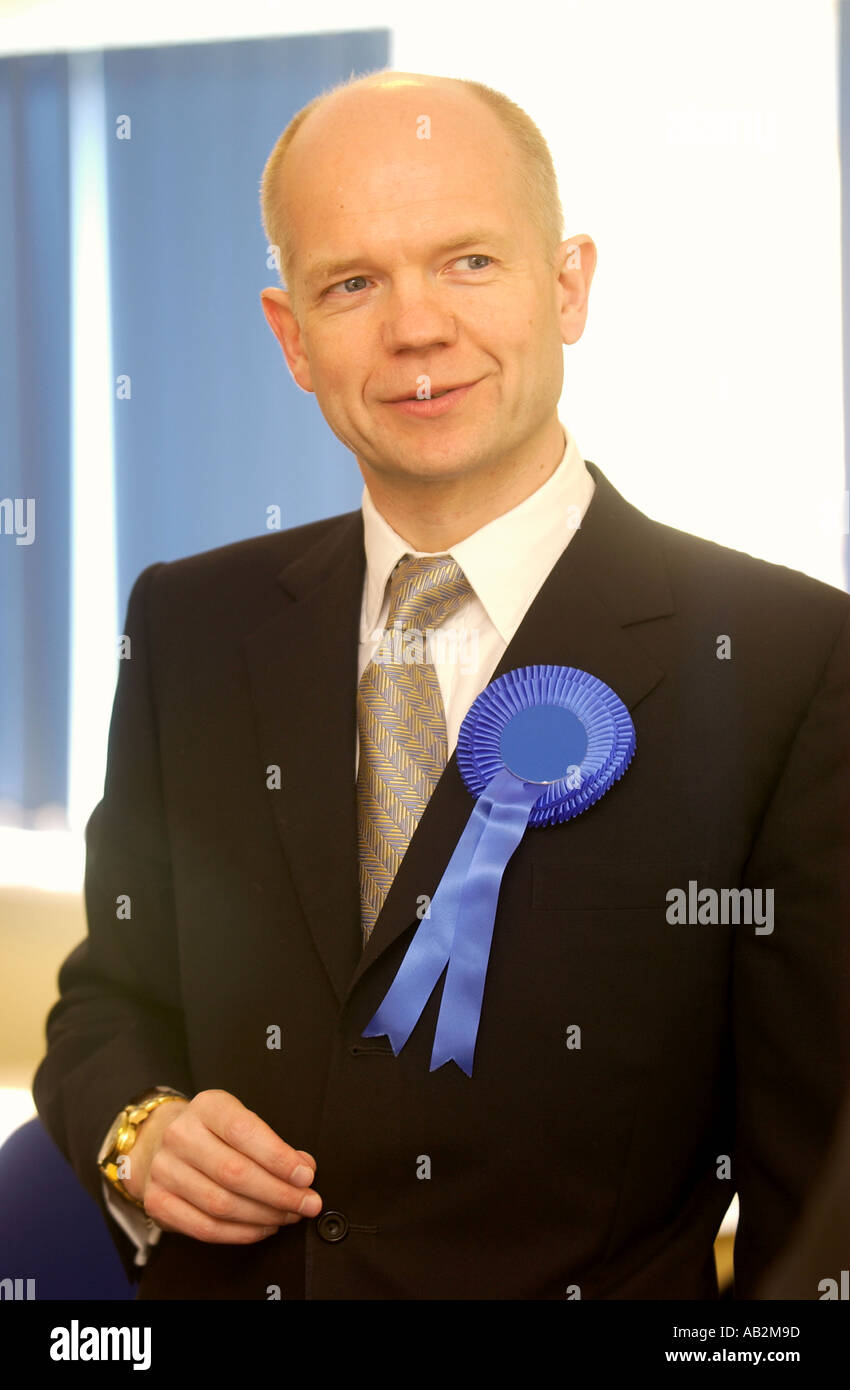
[150,1149,307,1227]
[195,1090,315,1186]
[144,1181,287,1244]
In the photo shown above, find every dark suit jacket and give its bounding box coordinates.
[755,1084,850,1298]
[32,460,850,1299]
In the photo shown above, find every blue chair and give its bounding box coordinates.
[0,1115,136,1299]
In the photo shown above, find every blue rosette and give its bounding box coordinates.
[362,665,636,1076]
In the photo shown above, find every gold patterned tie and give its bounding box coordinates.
[357,553,473,946]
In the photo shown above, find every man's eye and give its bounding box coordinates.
[327,276,369,295]
[455,254,493,270]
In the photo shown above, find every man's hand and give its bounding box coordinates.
[120,1089,322,1243]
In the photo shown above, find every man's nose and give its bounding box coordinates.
[380,275,459,353]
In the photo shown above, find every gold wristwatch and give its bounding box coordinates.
[97,1089,186,1210]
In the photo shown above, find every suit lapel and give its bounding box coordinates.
[346,461,675,996]
[243,511,366,1005]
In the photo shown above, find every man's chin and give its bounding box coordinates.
[360,444,490,486]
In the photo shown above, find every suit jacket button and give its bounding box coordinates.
[317,1210,349,1243]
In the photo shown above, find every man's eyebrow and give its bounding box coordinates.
[304,230,509,289]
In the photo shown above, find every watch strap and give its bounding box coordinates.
[99,1090,187,1210]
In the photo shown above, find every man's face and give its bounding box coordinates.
[262,82,589,489]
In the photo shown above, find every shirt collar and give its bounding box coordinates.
[360,423,594,643]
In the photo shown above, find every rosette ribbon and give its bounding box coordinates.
[361,665,636,1076]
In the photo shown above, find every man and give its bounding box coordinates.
[33,70,849,1300]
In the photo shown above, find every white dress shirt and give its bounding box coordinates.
[103,420,595,1265]
[357,422,595,771]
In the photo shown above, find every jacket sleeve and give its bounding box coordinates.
[32,563,195,1285]
[732,604,850,1297]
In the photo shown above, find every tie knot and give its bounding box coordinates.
[385,553,472,633]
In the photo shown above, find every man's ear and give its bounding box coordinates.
[260,287,314,393]
[555,234,597,347]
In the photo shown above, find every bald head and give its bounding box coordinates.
[260,71,563,305]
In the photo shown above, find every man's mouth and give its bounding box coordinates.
[386,381,474,403]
